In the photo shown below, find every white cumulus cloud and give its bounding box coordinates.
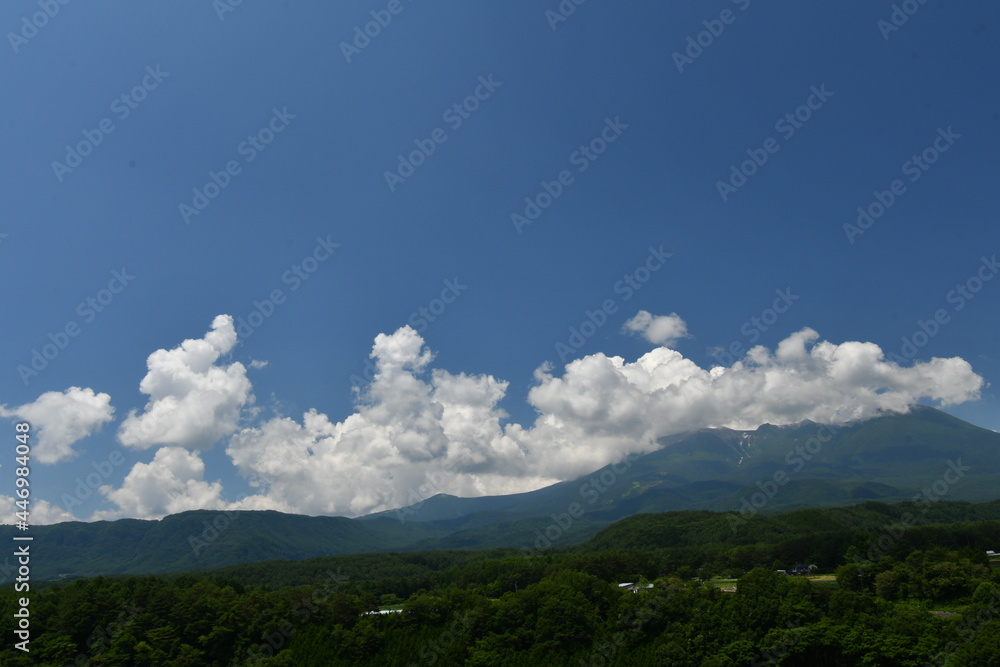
[224,326,552,518]
[219,324,981,517]
[0,387,114,463]
[94,447,225,520]
[0,496,78,525]
[95,318,985,520]
[118,314,253,450]
[520,327,983,479]
[623,311,689,346]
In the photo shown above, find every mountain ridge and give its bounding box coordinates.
[7,406,999,580]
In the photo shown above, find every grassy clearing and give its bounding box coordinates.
[927,601,970,614]
[707,578,738,586]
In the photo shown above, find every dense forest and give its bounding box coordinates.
[3,502,1000,665]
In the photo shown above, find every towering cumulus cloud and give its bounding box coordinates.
[118,314,253,450]
[223,318,982,518]
[95,313,984,520]
[226,326,546,517]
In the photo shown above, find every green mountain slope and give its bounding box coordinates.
[580,498,1000,552]
[6,406,999,580]
[377,406,1000,540]
[0,510,450,581]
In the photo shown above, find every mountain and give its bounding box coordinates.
[0,511,451,581]
[180,498,1000,591]
[7,406,999,580]
[385,405,1000,523]
[578,498,1000,553]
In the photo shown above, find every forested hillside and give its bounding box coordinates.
[4,502,1000,665]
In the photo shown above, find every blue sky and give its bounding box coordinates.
[1,0,997,522]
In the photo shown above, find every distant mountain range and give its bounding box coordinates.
[7,406,999,580]
[361,405,1000,551]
